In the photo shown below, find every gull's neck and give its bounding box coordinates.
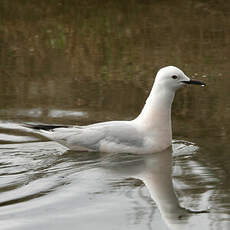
[134,83,175,141]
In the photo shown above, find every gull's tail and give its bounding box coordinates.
[23,123,69,131]
[21,123,71,141]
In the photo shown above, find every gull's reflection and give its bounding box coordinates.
[100,147,208,230]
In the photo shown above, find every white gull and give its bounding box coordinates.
[26,66,205,154]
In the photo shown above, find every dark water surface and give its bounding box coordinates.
[0,1,230,229]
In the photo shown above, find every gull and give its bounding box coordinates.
[26,66,205,154]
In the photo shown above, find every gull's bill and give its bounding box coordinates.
[181,79,206,86]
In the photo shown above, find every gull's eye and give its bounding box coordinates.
[172,75,178,79]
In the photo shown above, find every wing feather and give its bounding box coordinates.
[47,121,143,152]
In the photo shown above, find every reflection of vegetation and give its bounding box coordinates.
[46,25,66,49]
[1,0,229,81]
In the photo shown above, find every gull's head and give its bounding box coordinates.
[154,66,206,91]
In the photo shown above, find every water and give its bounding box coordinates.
[0,1,230,229]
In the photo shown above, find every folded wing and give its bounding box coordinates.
[37,121,144,152]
